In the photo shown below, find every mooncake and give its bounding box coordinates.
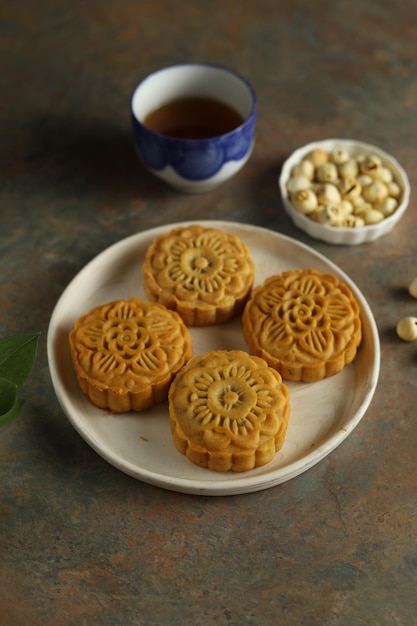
[69,298,192,413]
[168,349,290,472]
[242,268,362,382]
[143,224,255,326]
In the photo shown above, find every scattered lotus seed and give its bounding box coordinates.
[396,317,417,342]
[408,277,417,299]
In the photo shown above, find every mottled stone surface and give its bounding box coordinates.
[1,1,416,624]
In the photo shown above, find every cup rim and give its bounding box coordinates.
[130,62,257,143]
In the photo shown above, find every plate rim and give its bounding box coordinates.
[47,220,381,495]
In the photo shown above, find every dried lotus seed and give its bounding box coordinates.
[285,146,403,231]
[359,155,381,177]
[291,189,318,214]
[316,204,344,225]
[339,200,354,215]
[338,158,358,179]
[338,177,362,200]
[375,197,398,217]
[352,195,366,208]
[353,202,373,216]
[316,162,338,183]
[409,277,417,299]
[378,166,394,183]
[317,183,341,204]
[286,175,311,194]
[341,214,365,228]
[307,209,321,222]
[363,180,389,203]
[387,181,401,198]
[307,148,328,168]
[291,159,315,180]
[331,148,350,165]
[362,207,384,225]
[396,317,417,342]
[357,174,373,187]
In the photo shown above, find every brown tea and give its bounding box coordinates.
[143,96,244,139]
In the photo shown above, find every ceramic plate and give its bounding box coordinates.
[47,221,380,495]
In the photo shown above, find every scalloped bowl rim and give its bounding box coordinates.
[278,138,411,245]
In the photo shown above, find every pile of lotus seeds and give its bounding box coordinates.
[286,147,403,228]
[397,278,417,342]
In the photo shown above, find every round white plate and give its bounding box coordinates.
[47,221,380,496]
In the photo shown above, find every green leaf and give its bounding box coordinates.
[0,395,24,428]
[0,376,18,414]
[0,332,40,387]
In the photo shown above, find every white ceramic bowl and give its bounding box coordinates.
[131,63,256,193]
[278,138,410,245]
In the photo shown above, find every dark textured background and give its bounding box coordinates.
[1,1,416,624]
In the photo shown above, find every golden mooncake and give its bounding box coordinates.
[168,349,290,472]
[242,268,362,382]
[69,298,192,413]
[143,225,255,326]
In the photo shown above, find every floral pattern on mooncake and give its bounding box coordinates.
[143,225,254,326]
[168,350,290,472]
[69,299,192,413]
[242,268,362,382]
